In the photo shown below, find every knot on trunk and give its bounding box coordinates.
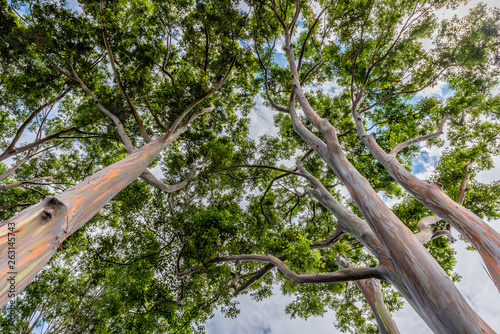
[433,182,444,191]
[40,196,66,224]
[41,208,55,222]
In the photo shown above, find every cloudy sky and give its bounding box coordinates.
[206,1,500,333]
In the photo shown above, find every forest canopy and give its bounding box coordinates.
[1,0,500,333]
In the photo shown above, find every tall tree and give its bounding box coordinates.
[1,0,255,309]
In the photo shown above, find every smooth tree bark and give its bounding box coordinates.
[0,106,211,307]
[352,107,500,292]
[334,0,500,290]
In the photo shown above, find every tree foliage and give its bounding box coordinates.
[1,0,500,333]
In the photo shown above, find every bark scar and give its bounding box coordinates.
[40,196,67,224]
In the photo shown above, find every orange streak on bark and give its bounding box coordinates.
[0,134,174,307]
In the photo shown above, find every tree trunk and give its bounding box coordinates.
[277,27,494,331]
[0,131,178,307]
[355,121,500,292]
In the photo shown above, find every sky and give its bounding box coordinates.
[206,1,500,333]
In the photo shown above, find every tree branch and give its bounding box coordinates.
[140,163,207,193]
[0,88,70,160]
[168,55,237,134]
[233,255,287,296]
[415,215,456,244]
[255,43,290,113]
[336,256,400,334]
[178,254,385,283]
[390,113,463,156]
[0,176,55,190]
[0,127,80,162]
[144,97,168,131]
[232,228,346,296]
[311,227,346,249]
[100,0,151,143]
[35,37,79,84]
[297,1,336,72]
[457,152,486,205]
[220,164,304,176]
[260,173,290,226]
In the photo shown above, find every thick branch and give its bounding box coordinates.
[279,25,493,330]
[352,101,500,291]
[178,254,385,283]
[337,256,400,334]
[233,255,287,296]
[297,162,387,259]
[69,65,204,194]
[233,229,346,296]
[70,68,135,153]
[140,164,207,193]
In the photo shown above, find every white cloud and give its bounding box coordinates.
[207,289,339,334]
[66,0,83,14]
[491,84,500,97]
[415,81,453,99]
[476,155,500,183]
[249,96,279,139]
[434,0,499,21]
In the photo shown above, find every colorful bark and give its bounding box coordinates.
[358,128,500,292]
[275,25,495,331]
[0,132,176,307]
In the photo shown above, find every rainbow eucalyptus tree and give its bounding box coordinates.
[0,0,256,311]
[211,0,499,332]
